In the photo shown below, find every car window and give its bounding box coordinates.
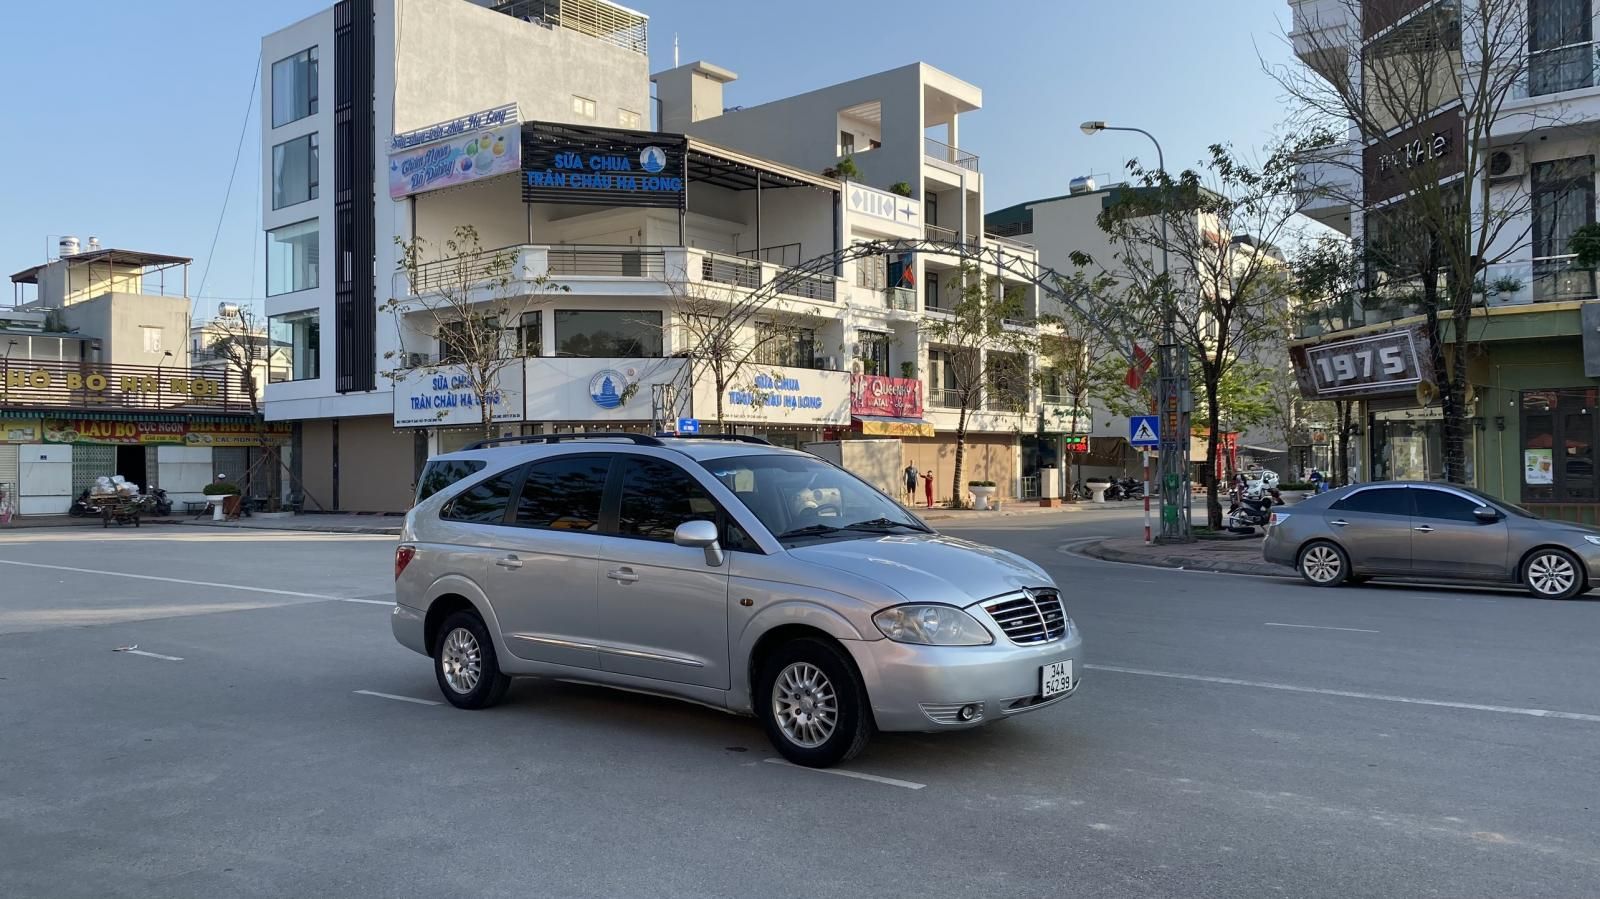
[1459,486,1538,518]
[614,457,720,541]
[416,459,486,503]
[1411,488,1484,523]
[1329,487,1412,516]
[700,453,923,540]
[442,466,522,524]
[513,456,608,531]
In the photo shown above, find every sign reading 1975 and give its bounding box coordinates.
[1292,326,1432,399]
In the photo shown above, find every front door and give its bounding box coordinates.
[593,455,731,689]
[484,454,611,669]
[1406,486,1511,580]
[1325,485,1414,573]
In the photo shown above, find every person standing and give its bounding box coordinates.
[903,463,919,503]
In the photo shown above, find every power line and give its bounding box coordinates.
[197,54,261,302]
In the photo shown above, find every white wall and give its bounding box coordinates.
[18,444,70,515]
[156,445,215,506]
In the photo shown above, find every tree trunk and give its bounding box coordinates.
[1335,400,1352,487]
[1441,278,1475,484]
[950,403,970,509]
[1205,374,1223,529]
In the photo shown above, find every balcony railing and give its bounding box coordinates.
[776,271,837,303]
[886,287,917,311]
[408,244,518,295]
[924,136,979,171]
[547,246,666,278]
[931,386,968,409]
[700,251,763,289]
[1515,41,1600,99]
[925,223,960,243]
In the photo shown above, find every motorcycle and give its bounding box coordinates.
[68,489,100,518]
[1116,477,1145,500]
[148,487,173,517]
[1225,471,1285,534]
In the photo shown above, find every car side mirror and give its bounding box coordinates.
[1473,506,1501,523]
[673,519,724,567]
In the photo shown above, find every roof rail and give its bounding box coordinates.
[464,432,665,451]
[655,433,772,445]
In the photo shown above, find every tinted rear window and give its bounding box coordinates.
[416,459,486,503]
[443,466,522,524]
[1330,487,1411,516]
[514,456,609,531]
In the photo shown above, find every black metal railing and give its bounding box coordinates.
[777,271,837,302]
[701,252,762,289]
[407,244,518,295]
[925,223,960,243]
[924,136,979,171]
[547,246,666,278]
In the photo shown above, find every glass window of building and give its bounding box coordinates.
[618,108,642,129]
[272,133,319,210]
[857,330,890,375]
[271,48,318,128]
[269,309,320,380]
[1530,0,1594,96]
[754,324,817,369]
[571,95,596,119]
[267,220,319,295]
[519,312,542,357]
[1521,389,1598,503]
[554,310,661,357]
[1531,156,1595,301]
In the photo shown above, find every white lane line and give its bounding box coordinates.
[117,649,184,662]
[1085,664,1600,724]
[354,690,441,706]
[762,757,926,790]
[1264,622,1380,634]
[0,559,391,605]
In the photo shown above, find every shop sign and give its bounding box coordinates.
[388,105,522,199]
[524,358,683,422]
[858,418,934,438]
[1362,109,1464,204]
[851,374,923,418]
[185,422,293,447]
[693,365,851,426]
[43,419,186,445]
[522,124,687,208]
[1290,325,1432,399]
[393,362,526,428]
[2,367,222,400]
[1,420,40,444]
[1062,435,1090,454]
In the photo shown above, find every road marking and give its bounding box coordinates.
[354,690,441,706]
[1085,664,1600,724]
[763,757,926,790]
[116,648,183,661]
[1264,622,1380,634]
[0,559,391,605]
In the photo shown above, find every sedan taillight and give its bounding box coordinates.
[395,544,416,580]
[1268,512,1290,527]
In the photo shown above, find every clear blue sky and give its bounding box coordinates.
[0,0,1296,310]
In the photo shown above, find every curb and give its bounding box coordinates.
[181,520,402,536]
[1079,539,1285,577]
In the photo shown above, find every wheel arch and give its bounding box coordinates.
[1516,544,1589,589]
[421,576,500,657]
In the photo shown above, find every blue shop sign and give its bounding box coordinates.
[522,124,687,208]
[726,373,826,413]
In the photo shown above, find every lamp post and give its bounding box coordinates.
[1080,120,1191,543]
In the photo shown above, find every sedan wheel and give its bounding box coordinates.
[432,610,511,709]
[756,637,873,768]
[1298,541,1349,587]
[1523,549,1586,600]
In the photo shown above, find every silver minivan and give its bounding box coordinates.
[391,434,1082,767]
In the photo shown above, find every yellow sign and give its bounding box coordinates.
[1,420,40,444]
[858,419,934,438]
[2,368,221,398]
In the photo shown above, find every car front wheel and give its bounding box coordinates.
[434,610,511,709]
[757,637,872,768]
[1523,549,1586,600]
[1298,541,1350,587]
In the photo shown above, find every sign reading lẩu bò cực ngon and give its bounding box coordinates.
[522,123,686,208]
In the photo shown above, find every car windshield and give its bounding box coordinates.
[1457,485,1538,518]
[698,453,930,541]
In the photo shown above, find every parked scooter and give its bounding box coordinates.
[1116,477,1145,500]
[147,487,173,517]
[68,489,100,518]
[1225,471,1284,534]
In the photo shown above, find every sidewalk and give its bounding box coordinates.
[1081,534,1286,577]
[2,514,183,530]
[914,500,1127,522]
[183,513,404,536]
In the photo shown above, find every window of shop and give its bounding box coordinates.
[857,330,890,375]
[272,133,319,209]
[269,309,320,380]
[755,323,817,369]
[1521,388,1598,502]
[267,220,319,295]
[271,47,318,128]
[554,310,661,357]
[1368,414,1475,484]
[518,312,542,357]
[1531,156,1595,301]
[436,317,497,364]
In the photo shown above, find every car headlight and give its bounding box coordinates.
[1585,535,1600,546]
[873,604,993,646]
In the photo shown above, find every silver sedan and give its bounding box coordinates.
[1262,482,1600,599]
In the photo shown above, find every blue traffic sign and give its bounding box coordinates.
[1129,415,1159,447]
[677,417,700,434]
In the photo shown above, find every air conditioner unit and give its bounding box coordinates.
[1487,145,1527,182]
[403,352,428,369]
[849,358,865,375]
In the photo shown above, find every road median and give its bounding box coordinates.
[1079,535,1287,577]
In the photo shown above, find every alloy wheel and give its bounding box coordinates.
[1302,545,1342,583]
[440,627,482,694]
[772,661,838,748]
[1527,553,1576,596]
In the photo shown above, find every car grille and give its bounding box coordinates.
[982,589,1067,645]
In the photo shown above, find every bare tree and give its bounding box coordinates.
[387,225,565,438]
[205,307,314,512]
[1095,144,1303,527]
[1270,0,1570,483]
[921,263,1039,507]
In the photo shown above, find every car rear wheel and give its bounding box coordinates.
[1523,549,1586,600]
[1298,541,1350,587]
[434,610,511,709]
[757,637,872,768]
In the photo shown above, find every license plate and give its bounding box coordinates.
[1041,660,1073,697]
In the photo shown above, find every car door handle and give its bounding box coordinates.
[1329,519,1349,527]
[1413,525,1435,533]
[495,555,524,570]
[607,567,639,584]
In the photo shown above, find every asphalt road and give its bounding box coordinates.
[3,510,1599,898]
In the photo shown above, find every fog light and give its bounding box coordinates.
[958,704,980,721]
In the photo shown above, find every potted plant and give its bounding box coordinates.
[968,480,997,511]
[203,481,242,519]
[889,181,913,197]
[899,361,916,378]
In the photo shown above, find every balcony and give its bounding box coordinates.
[925,223,960,243]
[699,251,762,289]
[0,359,256,415]
[930,386,968,409]
[1294,141,1358,236]
[924,136,979,172]
[1288,0,1353,86]
[885,286,917,312]
[1513,41,1600,100]
[487,0,648,55]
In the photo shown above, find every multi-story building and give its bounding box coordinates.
[261,0,1069,511]
[1287,0,1600,521]
[2,242,271,516]
[189,317,291,397]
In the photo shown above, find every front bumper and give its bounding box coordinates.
[845,623,1083,732]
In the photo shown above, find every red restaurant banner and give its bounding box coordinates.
[850,374,924,419]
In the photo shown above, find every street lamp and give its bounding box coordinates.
[1080,119,1189,543]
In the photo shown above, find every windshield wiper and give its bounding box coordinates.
[840,517,932,533]
[777,523,849,539]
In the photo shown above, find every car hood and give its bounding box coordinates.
[785,533,1053,607]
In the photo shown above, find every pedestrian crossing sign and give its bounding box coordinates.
[1130,415,1159,447]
